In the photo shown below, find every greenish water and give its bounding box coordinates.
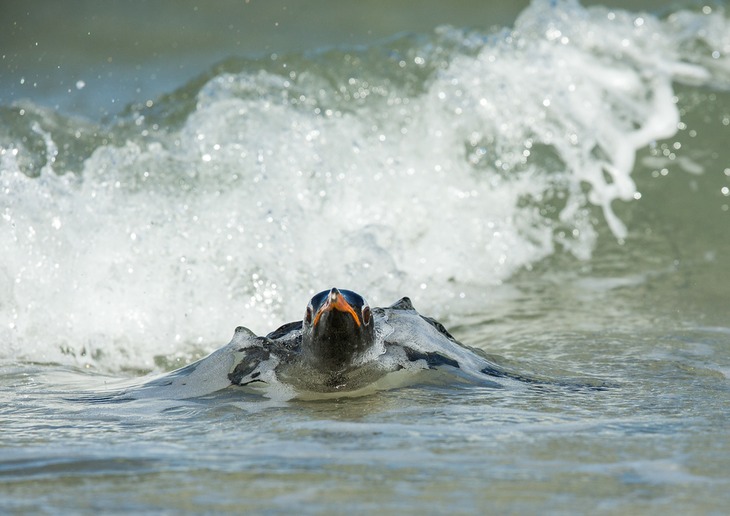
[2,0,730,513]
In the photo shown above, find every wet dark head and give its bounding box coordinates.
[302,288,375,371]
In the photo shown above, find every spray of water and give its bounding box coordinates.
[1,0,728,371]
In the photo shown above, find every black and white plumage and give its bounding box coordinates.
[129,288,597,401]
[225,288,504,395]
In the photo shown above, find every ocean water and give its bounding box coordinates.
[1,0,730,513]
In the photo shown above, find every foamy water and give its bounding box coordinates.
[2,0,727,372]
[1,1,730,512]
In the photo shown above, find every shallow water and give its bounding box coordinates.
[2,0,730,513]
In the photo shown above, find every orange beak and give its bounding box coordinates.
[313,290,361,328]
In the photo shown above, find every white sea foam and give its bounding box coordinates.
[1,0,728,371]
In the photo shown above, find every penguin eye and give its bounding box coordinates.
[305,306,313,324]
[362,305,371,326]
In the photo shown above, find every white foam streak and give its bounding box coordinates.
[1,0,728,371]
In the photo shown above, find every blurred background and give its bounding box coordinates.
[1,0,687,119]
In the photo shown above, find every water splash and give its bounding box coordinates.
[1,0,728,371]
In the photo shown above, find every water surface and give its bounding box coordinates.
[2,0,729,513]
